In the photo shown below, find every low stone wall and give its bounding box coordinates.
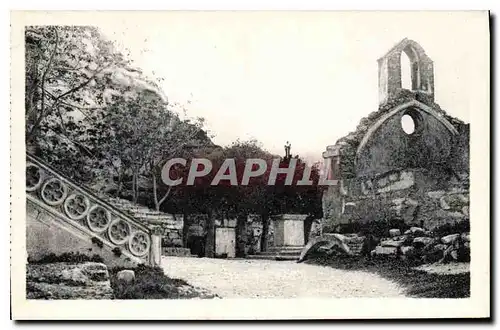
[162,247,193,257]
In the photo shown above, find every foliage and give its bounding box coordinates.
[431,221,470,238]
[25,26,134,183]
[112,247,122,257]
[109,264,216,299]
[91,236,104,248]
[28,252,104,264]
[25,25,213,211]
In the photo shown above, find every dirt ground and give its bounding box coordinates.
[161,256,404,298]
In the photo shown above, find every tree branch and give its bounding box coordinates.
[158,185,172,206]
[29,28,59,137]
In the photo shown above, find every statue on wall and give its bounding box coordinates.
[284,141,291,161]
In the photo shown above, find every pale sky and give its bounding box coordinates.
[99,11,488,162]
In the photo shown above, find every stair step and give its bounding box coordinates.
[269,246,304,253]
[275,255,299,261]
[246,254,298,261]
[276,250,303,256]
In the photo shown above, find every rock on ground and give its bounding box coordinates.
[161,256,404,298]
[26,262,113,299]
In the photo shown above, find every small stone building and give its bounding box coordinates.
[322,39,470,231]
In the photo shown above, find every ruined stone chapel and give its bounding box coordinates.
[321,38,470,231]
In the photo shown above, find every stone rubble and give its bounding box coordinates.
[26,262,114,299]
[370,228,470,264]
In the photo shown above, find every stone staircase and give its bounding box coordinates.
[246,246,304,261]
[26,153,161,266]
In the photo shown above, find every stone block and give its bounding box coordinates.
[381,238,405,248]
[373,245,398,256]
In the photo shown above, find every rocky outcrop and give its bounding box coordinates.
[26,262,114,299]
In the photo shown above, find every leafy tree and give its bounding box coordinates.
[25,25,139,183]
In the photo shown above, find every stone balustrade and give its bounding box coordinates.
[26,153,160,265]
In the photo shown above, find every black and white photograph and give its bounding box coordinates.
[10,10,490,320]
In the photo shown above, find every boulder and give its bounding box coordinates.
[441,233,460,245]
[461,232,470,242]
[404,229,412,235]
[116,269,135,283]
[297,233,352,263]
[389,229,401,237]
[381,239,404,248]
[413,236,434,247]
[410,227,426,236]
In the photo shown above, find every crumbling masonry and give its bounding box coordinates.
[322,39,470,231]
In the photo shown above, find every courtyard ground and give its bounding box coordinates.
[305,255,470,298]
[161,256,404,298]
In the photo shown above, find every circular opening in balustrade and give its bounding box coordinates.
[129,231,151,257]
[108,218,131,245]
[64,194,90,220]
[26,163,44,192]
[40,178,68,206]
[86,205,111,233]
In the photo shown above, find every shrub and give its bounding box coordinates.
[431,221,470,237]
[91,236,104,248]
[112,247,122,257]
[28,252,104,264]
[109,264,193,299]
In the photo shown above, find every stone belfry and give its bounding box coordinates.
[377,38,435,104]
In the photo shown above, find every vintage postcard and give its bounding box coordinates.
[10,10,490,320]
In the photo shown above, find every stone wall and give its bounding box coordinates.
[334,168,469,230]
[184,213,275,255]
